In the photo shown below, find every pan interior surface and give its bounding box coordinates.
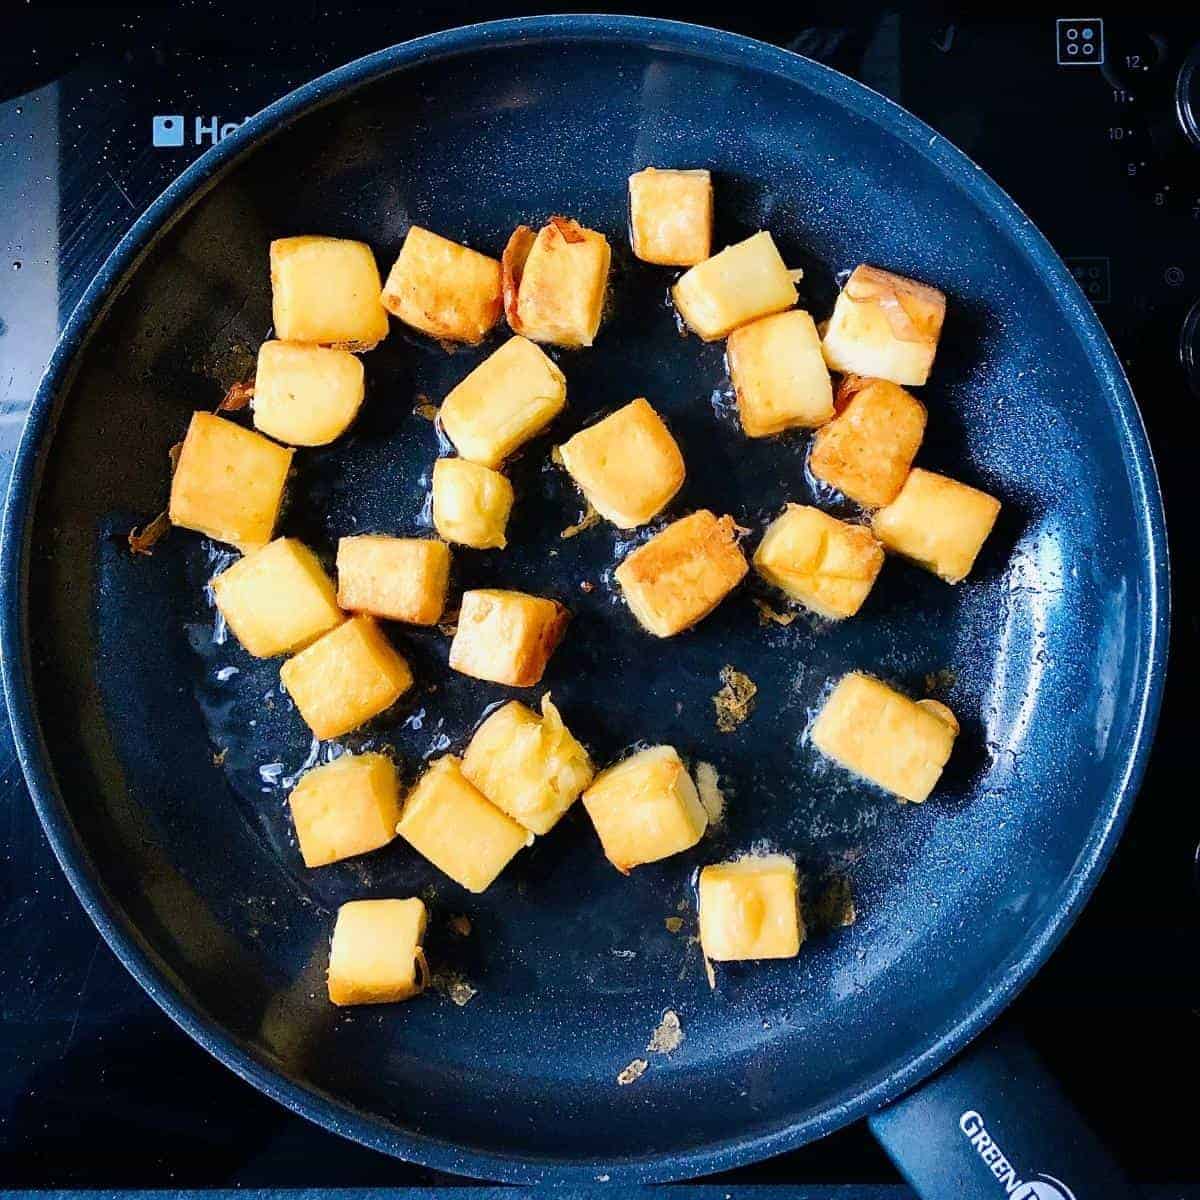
[10,22,1163,1180]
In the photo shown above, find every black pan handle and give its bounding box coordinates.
[868,1026,1137,1199]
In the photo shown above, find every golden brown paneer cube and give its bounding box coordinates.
[269,236,389,350]
[461,694,594,835]
[169,412,293,551]
[381,225,502,344]
[615,510,748,638]
[810,672,959,804]
[753,505,884,620]
[698,856,804,961]
[280,615,413,740]
[336,535,450,626]
[289,752,400,867]
[430,458,514,550]
[448,589,569,687]
[728,310,834,437]
[439,335,567,469]
[508,217,611,348]
[396,756,529,893]
[328,898,427,1006]
[872,468,1001,584]
[582,745,707,872]
[672,231,797,341]
[559,398,685,528]
[821,264,946,387]
[211,537,342,658]
[628,167,713,267]
[252,340,364,447]
[809,377,926,509]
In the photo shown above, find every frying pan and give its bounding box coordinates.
[0,15,1168,1193]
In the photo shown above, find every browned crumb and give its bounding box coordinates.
[753,597,798,627]
[647,1010,683,1055]
[431,969,477,1007]
[413,395,440,422]
[713,666,757,733]
[617,1058,648,1086]
[924,668,957,695]
[808,875,858,935]
[580,580,595,593]
[560,503,600,539]
[211,747,227,767]
[449,914,472,938]
[128,511,171,556]
[217,379,255,412]
[664,916,684,934]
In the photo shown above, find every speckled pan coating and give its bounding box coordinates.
[0,15,1168,1187]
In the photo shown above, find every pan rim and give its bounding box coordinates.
[0,13,1170,1184]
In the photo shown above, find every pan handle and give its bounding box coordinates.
[868,1026,1137,1199]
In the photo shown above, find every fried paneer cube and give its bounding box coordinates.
[396,756,529,893]
[328,898,427,1006]
[872,467,1001,584]
[289,752,400,867]
[508,217,611,347]
[672,231,797,341]
[461,694,594,835]
[381,225,502,344]
[270,236,389,350]
[582,745,707,872]
[431,458,514,550]
[211,537,342,658]
[727,310,834,437]
[280,616,413,740]
[439,335,567,468]
[615,510,748,637]
[252,340,364,447]
[559,398,685,528]
[628,167,713,267]
[821,264,946,387]
[336,535,450,626]
[448,589,569,687]
[810,672,959,804]
[698,856,803,961]
[809,377,926,508]
[753,505,884,620]
[169,412,293,551]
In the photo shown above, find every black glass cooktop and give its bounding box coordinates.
[0,6,1195,1191]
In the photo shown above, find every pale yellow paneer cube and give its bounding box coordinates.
[448,589,569,687]
[511,218,611,348]
[252,340,364,447]
[628,167,713,267]
[328,898,427,1006]
[872,468,1001,584]
[821,264,946,387]
[461,694,594,835]
[381,225,502,344]
[336,535,450,626]
[753,505,884,620]
[809,377,926,509]
[211,537,342,658]
[439,335,567,468]
[270,236,390,350]
[728,310,834,437]
[559,398,685,528]
[810,672,959,804]
[289,752,400,867]
[280,615,413,740]
[396,756,529,893]
[698,856,803,961]
[582,745,707,873]
[431,458,514,550]
[672,231,797,341]
[615,510,748,638]
[169,412,293,551]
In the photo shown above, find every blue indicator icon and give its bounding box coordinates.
[152,115,185,148]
